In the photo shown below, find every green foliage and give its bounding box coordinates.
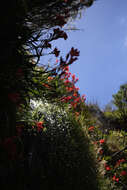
[17,0,94,33]
[112,83,127,123]
[103,83,127,131]
[86,125,127,190]
[28,101,99,190]
[113,83,127,110]
[1,1,100,189]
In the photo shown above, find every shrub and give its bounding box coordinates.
[26,101,99,190]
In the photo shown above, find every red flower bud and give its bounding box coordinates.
[36,121,44,132]
[88,126,94,131]
[53,48,60,57]
[99,139,105,144]
[105,166,111,171]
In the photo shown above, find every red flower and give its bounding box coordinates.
[53,48,60,57]
[99,139,105,144]
[71,102,77,108]
[120,171,127,176]
[74,97,80,103]
[64,79,70,85]
[81,94,86,101]
[48,76,53,82]
[72,74,76,81]
[105,166,111,171]
[42,83,50,88]
[56,59,59,63]
[73,92,78,97]
[75,78,79,83]
[112,175,119,182]
[119,158,126,163]
[116,158,126,166]
[66,96,72,100]
[70,47,80,57]
[63,71,71,79]
[37,121,43,127]
[36,121,44,132]
[66,87,73,92]
[61,96,72,103]
[63,66,69,72]
[53,28,68,40]
[75,87,79,91]
[88,126,94,131]
[115,178,119,182]
[112,176,116,181]
[71,74,79,83]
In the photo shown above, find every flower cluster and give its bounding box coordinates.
[59,65,86,109]
[36,121,44,132]
[87,125,127,189]
[53,28,68,41]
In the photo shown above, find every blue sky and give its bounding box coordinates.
[41,0,127,109]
